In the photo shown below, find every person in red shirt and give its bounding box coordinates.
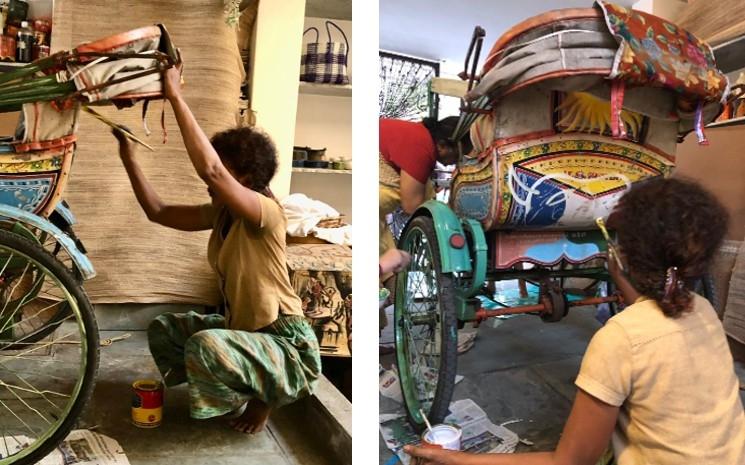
[380,117,462,214]
[379,116,468,257]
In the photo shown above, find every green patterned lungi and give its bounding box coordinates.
[147,311,321,419]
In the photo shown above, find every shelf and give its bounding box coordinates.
[293,167,351,174]
[713,35,745,74]
[0,62,30,72]
[706,116,745,129]
[299,82,352,97]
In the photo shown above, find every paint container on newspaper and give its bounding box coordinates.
[421,424,462,451]
[131,379,163,428]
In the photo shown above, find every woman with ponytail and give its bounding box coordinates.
[406,177,745,465]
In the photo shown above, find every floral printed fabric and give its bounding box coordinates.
[597,1,728,104]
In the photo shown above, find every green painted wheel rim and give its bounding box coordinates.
[0,244,87,465]
[395,225,442,426]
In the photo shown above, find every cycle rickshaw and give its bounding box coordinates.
[395,1,732,431]
[0,25,179,464]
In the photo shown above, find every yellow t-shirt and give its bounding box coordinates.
[205,193,303,331]
[576,294,745,465]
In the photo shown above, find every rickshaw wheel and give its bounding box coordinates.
[0,229,99,465]
[540,287,568,323]
[395,215,458,432]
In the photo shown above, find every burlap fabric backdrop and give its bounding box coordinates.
[676,0,745,46]
[52,0,243,303]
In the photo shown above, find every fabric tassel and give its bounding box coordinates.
[610,80,627,139]
[695,101,709,145]
[141,99,152,136]
[161,97,168,144]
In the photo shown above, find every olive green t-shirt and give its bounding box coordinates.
[576,294,745,465]
[205,193,303,331]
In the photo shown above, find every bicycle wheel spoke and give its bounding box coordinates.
[0,263,32,333]
[0,251,14,277]
[0,397,38,437]
[0,298,64,338]
[2,383,54,425]
[0,331,76,361]
[0,379,69,399]
[1,364,67,412]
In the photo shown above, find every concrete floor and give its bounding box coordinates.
[379,308,745,463]
[66,330,339,465]
[3,304,349,464]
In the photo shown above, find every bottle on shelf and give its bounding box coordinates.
[16,20,33,63]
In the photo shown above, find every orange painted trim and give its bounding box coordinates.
[482,8,602,75]
[75,25,162,59]
[13,135,77,153]
[39,143,75,218]
[111,91,164,101]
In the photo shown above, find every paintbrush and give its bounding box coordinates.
[596,217,625,272]
[420,408,434,433]
[82,106,156,152]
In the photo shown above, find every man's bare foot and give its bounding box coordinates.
[229,399,271,434]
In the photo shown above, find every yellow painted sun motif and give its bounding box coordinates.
[556,92,644,138]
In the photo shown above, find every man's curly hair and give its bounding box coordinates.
[607,177,728,317]
[210,126,277,192]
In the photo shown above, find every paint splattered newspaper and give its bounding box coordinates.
[0,430,130,464]
[379,399,519,464]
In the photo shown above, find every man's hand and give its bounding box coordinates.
[380,249,411,275]
[403,445,471,465]
[162,65,183,102]
[112,126,135,161]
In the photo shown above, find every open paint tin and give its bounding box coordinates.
[131,379,163,428]
[421,424,462,451]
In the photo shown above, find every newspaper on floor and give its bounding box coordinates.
[0,430,130,465]
[380,398,519,464]
[380,365,463,404]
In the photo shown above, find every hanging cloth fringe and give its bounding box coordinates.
[695,101,709,145]
[139,97,168,144]
[161,97,167,144]
[610,80,627,139]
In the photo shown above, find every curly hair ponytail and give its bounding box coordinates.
[608,177,728,317]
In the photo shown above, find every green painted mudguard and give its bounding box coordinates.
[410,200,487,291]
[411,200,472,273]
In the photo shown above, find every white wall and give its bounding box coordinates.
[251,0,307,198]
[290,17,353,223]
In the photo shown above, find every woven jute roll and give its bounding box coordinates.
[379,152,400,189]
[676,0,745,46]
[53,0,242,304]
[723,240,745,344]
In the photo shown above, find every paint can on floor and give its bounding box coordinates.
[131,379,163,428]
[421,424,462,451]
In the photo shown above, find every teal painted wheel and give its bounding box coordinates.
[395,215,457,432]
[0,229,98,465]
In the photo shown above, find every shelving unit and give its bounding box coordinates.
[0,62,27,72]
[293,167,351,174]
[299,81,352,97]
[707,116,745,129]
[707,34,745,129]
[291,14,352,222]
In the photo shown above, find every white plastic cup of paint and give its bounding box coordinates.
[421,424,462,451]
